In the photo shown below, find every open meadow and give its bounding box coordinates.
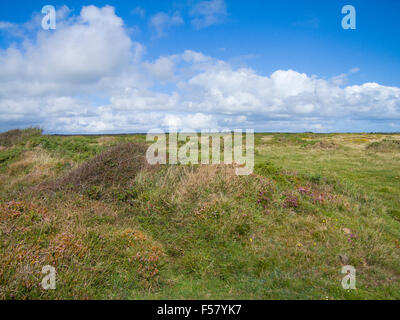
[1,129,399,299]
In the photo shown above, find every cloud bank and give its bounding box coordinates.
[0,5,399,133]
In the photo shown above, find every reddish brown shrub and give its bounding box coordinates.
[50,142,148,192]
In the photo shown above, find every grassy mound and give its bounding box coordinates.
[1,132,400,300]
[367,139,400,152]
[49,142,148,197]
[0,128,42,148]
[125,164,400,299]
[30,135,104,162]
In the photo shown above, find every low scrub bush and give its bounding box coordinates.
[0,128,42,147]
[50,142,148,194]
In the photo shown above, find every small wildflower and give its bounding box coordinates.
[297,186,310,195]
[284,192,299,209]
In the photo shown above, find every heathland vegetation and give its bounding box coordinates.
[0,128,399,299]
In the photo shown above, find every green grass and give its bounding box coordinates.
[0,146,24,172]
[0,130,399,300]
[29,135,104,162]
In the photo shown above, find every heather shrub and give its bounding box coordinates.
[50,142,148,193]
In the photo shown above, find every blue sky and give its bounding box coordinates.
[0,0,399,133]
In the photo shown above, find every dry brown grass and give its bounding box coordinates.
[48,231,88,265]
[9,149,56,175]
[306,141,338,149]
[97,136,117,146]
[2,148,60,191]
[261,136,273,142]
[330,134,400,150]
[172,165,239,202]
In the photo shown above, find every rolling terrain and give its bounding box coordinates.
[1,129,399,299]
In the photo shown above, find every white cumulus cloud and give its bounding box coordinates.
[0,5,399,134]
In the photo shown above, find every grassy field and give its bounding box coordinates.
[0,129,399,300]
